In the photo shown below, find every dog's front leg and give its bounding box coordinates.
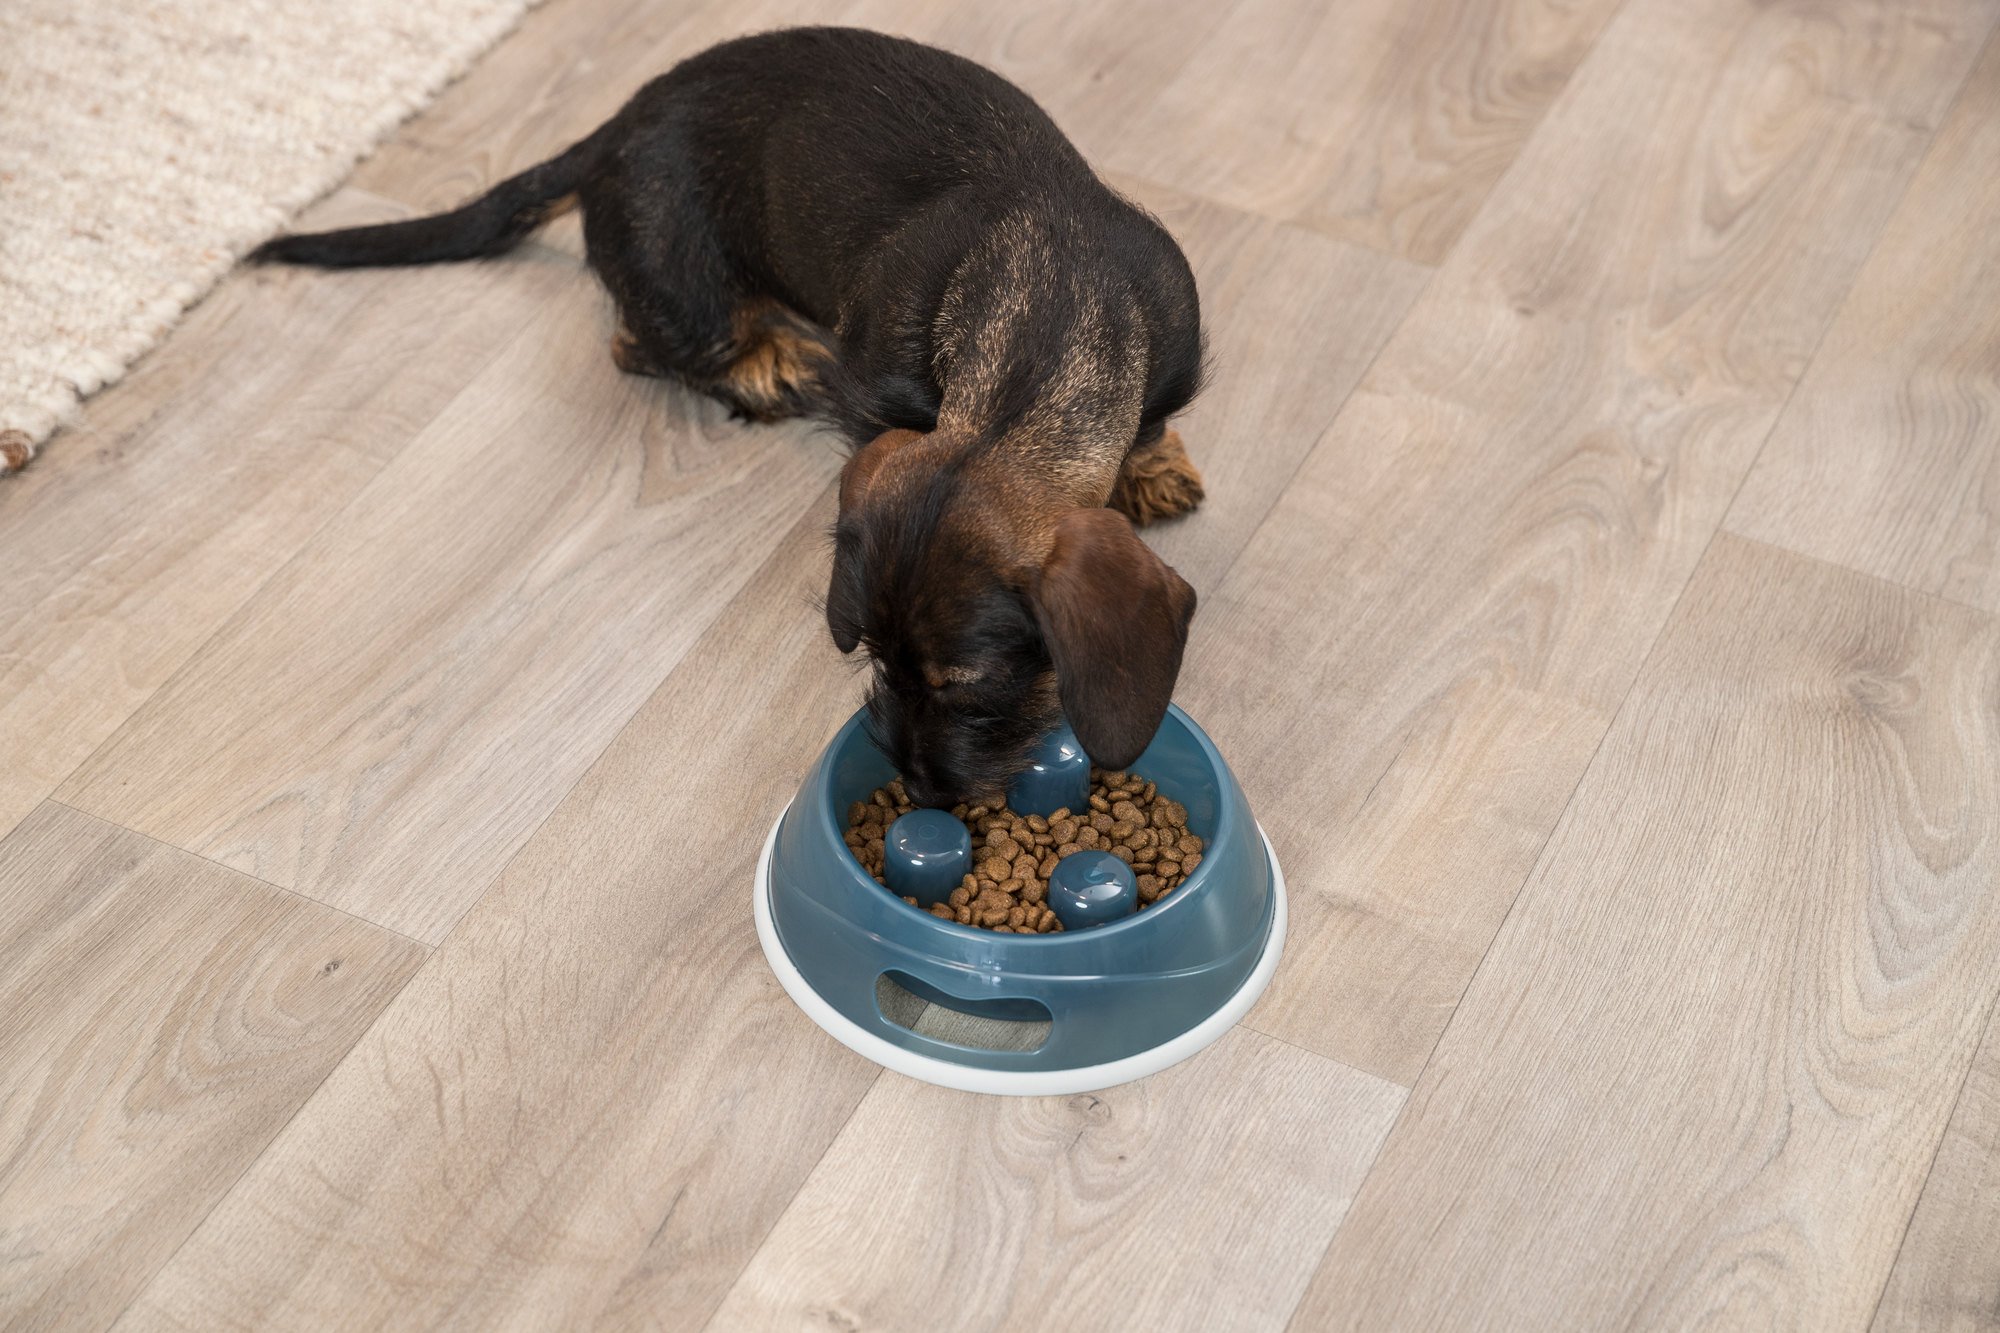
[1108,427,1205,526]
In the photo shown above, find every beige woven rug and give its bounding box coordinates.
[0,0,540,472]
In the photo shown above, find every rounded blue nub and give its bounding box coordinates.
[883,809,972,906]
[1007,718,1091,818]
[1047,850,1138,931]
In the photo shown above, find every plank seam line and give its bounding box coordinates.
[76,809,437,1327]
[692,1063,888,1333]
[1866,980,2000,1331]
[41,797,432,951]
[39,287,567,828]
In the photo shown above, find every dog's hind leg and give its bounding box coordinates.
[699,298,836,423]
[588,195,832,420]
[1109,427,1205,525]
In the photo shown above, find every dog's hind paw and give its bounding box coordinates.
[1110,428,1204,526]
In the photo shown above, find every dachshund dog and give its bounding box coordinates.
[257,26,1208,807]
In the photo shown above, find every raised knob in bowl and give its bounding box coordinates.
[1007,718,1090,818]
[882,809,972,907]
[1047,850,1138,931]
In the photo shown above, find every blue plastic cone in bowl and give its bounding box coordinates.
[754,703,1286,1096]
[883,809,971,906]
[1047,850,1138,930]
[1007,719,1090,817]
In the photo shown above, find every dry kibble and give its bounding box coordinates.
[844,766,1202,935]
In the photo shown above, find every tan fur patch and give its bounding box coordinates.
[717,299,833,421]
[1109,428,1205,527]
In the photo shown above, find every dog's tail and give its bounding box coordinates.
[251,130,606,268]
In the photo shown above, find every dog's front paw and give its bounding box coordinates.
[1110,428,1205,526]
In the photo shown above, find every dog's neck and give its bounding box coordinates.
[926,211,1151,513]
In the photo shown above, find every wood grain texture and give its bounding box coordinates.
[1729,34,2000,614]
[1095,0,1625,264]
[114,499,886,1332]
[1290,535,2000,1330]
[0,190,572,847]
[708,1028,1404,1333]
[1873,997,2000,1333]
[58,261,843,944]
[1177,0,1992,1086]
[0,801,425,1332]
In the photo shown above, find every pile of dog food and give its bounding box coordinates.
[844,771,1205,932]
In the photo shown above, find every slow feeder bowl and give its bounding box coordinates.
[754,703,1285,1095]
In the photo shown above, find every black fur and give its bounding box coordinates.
[256,26,1207,806]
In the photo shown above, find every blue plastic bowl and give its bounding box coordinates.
[755,703,1284,1093]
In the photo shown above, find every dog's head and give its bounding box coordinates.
[827,429,1196,808]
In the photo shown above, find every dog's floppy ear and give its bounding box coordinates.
[1028,508,1197,767]
[828,429,924,653]
[838,428,923,515]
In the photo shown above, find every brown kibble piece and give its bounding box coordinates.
[846,769,1195,934]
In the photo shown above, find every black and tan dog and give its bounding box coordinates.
[258,26,1208,806]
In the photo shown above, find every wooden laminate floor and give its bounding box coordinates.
[4,0,1999,1328]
